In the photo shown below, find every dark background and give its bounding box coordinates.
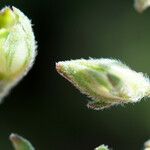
[0,0,150,150]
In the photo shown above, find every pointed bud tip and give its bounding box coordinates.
[56,61,71,80]
[9,133,21,143]
[9,133,16,140]
[0,6,17,28]
[56,62,62,73]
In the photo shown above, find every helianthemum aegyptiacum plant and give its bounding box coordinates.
[0,6,36,101]
[1,1,150,150]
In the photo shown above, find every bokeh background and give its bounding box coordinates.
[0,0,150,150]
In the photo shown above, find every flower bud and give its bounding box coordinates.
[134,0,150,12]
[0,6,36,101]
[10,133,35,150]
[56,59,150,110]
[95,145,109,150]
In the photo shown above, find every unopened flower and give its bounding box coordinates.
[134,0,150,12]
[56,58,150,110]
[95,145,109,150]
[10,133,35,150]
[0,6,36,101]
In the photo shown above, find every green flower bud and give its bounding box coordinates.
[134,0,150,12]
[95,145,109,150]
[10,133,35,150]
[56,59,150,110]
[0,6,36,101]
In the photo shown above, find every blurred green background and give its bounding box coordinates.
[0,0,150,150]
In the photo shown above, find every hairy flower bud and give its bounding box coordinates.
[134,0,150,12]
[0,6,36,101]
[56,59,150,110]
